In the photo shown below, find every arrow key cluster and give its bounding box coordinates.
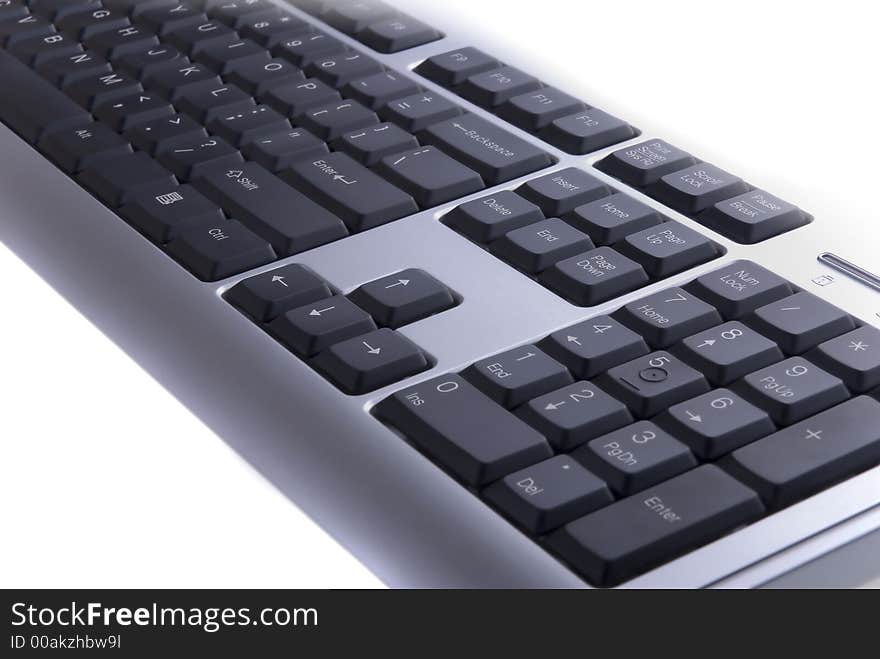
[227,265,459,393]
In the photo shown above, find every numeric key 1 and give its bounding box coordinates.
[463,346,573,409]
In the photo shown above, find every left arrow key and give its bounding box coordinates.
[225,263,334,323]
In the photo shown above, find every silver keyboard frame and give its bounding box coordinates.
[2,0,880,588]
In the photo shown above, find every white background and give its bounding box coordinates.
[2,0,879,588]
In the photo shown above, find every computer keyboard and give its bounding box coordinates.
[1,0,878,588]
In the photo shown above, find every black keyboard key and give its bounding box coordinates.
[0,50,92,143]
[657,389,775,460]
[539,316,649,380]
[10,31,82,66]
[686,260,794,320]
[313,328,430,394]
[272,30,343,67]
[119,183,225,243]
[209,0,275,28]
[595,139,698,188]
[420,113,553,186]
[497,87,586,132]
[268,295,376,357]
[32,0,101,20]
[37,50,112,86]
[443,190,544,243]
[305,50,383,88]
[348,268,456,329]
[699,189,811,244]
[747,292,856,355]
[617,221,722,279]
[103,0,176,16]
[541,246,649,306]
[343,70,419,110]
[675,321,783,386]
[574,421,696,497]
[127,112,206,154]
[615,287,722,348]
[38,120,131,173]
[196,37,269,73]
[193,160,348,255]
[597,350,710,418]
[263,77,340,117]
[57,7,129,40]
[1,13,54,47]
[548,464,763,587]
[175,79,255,122]
[297,98,378,141]
[165,20,235,55]
[516,381,633,451]
[490,217,594,274]
[243,127,328,172]
[0,0,28,23]
[331,121,418,166]
[376,145,484,207]
[65,68,144,110]
[564,192,665,247]
[284,151,418,232]
[415,47,499,87]
[724,396,880,509]
[94,91,174,130]
[225,57,303,96]
[541,108,638,155]
[226,263,333,323]
[159,134,243,180]
[517,167,612,217]
[208,103,291,146]
[77,151,177,206]
[807,326,880,394]
[458,66,541,108]
[483,455,612,535]
[379,90,462,133]
[374,374,552,487]
[736,356,849,426]
[116,42,185,78]
[84,23,159,59]
[324,0,394,32]
[238,9,310,48]
[463,345,573,409]
[138,4,207,36]
[653,162,750,214]
[144,60,221,100]
[358,15,441,54]
[166,216,276,280]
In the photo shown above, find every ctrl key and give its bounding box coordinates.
[166,219,276,281]
[548,464,763,587]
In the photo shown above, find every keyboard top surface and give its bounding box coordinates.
[2,0,880,588]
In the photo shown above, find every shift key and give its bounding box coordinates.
[192,161,348,256]
[419,113,553,185]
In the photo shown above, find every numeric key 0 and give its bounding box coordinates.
[463,346,573,409]
[375,375,552,487]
